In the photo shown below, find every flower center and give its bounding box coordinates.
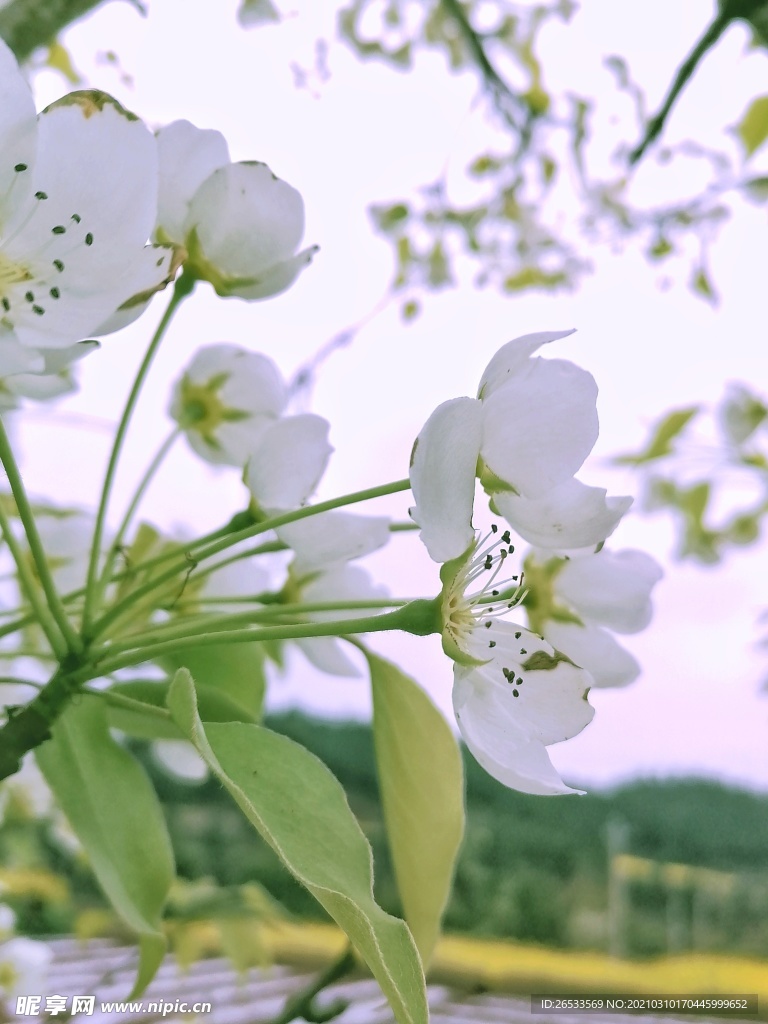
[441,524,526,660]
[0,250,32,294]
[177,379,229,437]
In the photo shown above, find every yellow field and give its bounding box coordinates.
[263,921,768,1016]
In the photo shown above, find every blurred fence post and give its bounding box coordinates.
[606,817,630,959]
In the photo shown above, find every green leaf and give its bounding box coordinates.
[366,650,464,965]
[691,266,717,305]
[106,679,258,739]
[736,95,768,157]
[167,669,428,1024]
[36,697,174,996]
[45,41,82,85]
[614,406,699,465]
[742,175,768,202]
[162,642,267,719]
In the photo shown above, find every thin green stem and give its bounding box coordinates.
[97,426,180,594]
[88,687,172,721]
[82,272,194,634]
[0,417,81,654]
[0,649,56,661]
[0,496,67,660]
[90,478,411,641]
[0,677,45,690]
[81,605,418,680]
[270,946,355,1024]
[102,598,412,653]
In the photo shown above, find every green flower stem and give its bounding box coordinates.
[81,600,440,681]
[270,946,355,1024]
[90,687,172,721]
[89,478,412,641]
[0,495,67,659]
[99,426,181,591]
[183,540,287,586]
[0,657,82,781]
[0,677,45,690]
[178,596,412,609]
[0,417,81,656]
[100,599,414,653]
[82,272,195,635]
[0,649,56,661]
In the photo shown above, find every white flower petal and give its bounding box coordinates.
[91,244,177,336]
[245,413,332,510]
[5,93,159,351]
[17,94,158,282]
[0,40,37,229]
[230,245,319,300]
[188,161,305,280]
[409,396,484,563]
[478,329,576,400]
[544,620,640,688]
[494,478,632,550]
[302,563,388,615]
[481,358,599,498]
[295,637,360,677]
[278,510,390,576]
[0,334,44,376]
[555,549,663,634]
[156,119,230,244]
[452,623,593,795]
[452,660,591,796]
[3,339,98,402]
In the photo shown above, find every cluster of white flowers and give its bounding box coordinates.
[0,41,312,408]
[0,37,663,804]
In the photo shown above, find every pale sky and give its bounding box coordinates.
[12,0,768,791]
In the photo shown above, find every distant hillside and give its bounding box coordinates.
[147,712,768,958]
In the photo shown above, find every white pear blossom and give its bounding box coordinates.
[155,119,317,300]
[0,41,171,379]
[170,342,333,506]
[0,937,52,1003]
[527,548,663,688]
[410,331,601,563]
[170,343,287,466]
[440,527,594,795]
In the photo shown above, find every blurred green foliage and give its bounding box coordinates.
[144,714,768,958]
[4,712,768,957]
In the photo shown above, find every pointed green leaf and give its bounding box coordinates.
[162,642,267,719]
[167,669,428,1024]
[367,650,464,965]
[736,95,768,157]
[614,406,699,465]
[105,679,258,739]
[36,697,174,996]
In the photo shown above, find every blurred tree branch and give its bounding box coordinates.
[629,0,768,165]
[0,0,125,61]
